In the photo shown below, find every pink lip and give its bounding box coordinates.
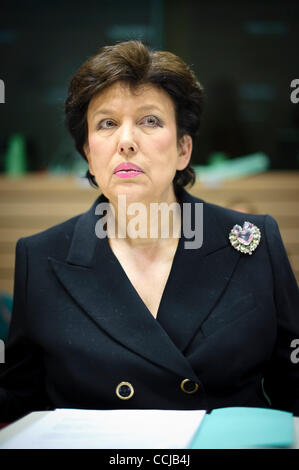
[113,162,144,178]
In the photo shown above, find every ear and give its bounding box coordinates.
[83,142,95,176]
[176,134,192,171]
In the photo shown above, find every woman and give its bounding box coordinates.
[0,41,298,422]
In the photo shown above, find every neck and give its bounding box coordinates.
[105,191,182,249]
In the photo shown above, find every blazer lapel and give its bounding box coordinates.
[157,189,241,352]
[48,193,199,383]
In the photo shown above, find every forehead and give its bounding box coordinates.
[87,81,176,118]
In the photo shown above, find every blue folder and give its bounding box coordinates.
[190,407,294,449]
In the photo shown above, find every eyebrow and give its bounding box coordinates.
[91,104,164,119]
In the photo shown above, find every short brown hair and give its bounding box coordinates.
[65,40,204,192]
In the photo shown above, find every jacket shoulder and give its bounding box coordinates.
[203,199,268,226]
[15,211,85,259]
[190,191,269,228]
[16,193,101,259]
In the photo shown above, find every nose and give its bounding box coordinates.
[117,124,138,157]
[118,141,137,155]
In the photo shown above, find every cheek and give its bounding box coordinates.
[88,135,113,167]
[149,129,177,159]
[89,134,103,153]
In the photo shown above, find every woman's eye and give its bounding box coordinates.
[97,119,116,129]
[141,115,161,127]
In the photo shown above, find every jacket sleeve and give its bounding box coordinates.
[263,215,299,416]
[0,238,49,422]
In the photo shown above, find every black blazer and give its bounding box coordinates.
[0,188,299,422]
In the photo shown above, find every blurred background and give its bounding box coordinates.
[0,0,299,336]
[1,0,299,172]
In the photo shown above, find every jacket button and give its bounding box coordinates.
[180,379,199,394]
[116,381,134,400]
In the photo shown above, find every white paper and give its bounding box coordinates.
[0,408,206,449]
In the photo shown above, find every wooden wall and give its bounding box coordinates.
[0,171,298,294]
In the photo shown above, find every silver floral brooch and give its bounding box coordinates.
[229,221,261,255]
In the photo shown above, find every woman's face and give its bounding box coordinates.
[84,81,192,205]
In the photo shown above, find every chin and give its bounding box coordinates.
[107,180,175,205]
[108,185,149,204]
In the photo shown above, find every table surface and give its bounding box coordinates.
[0,412,298,449]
